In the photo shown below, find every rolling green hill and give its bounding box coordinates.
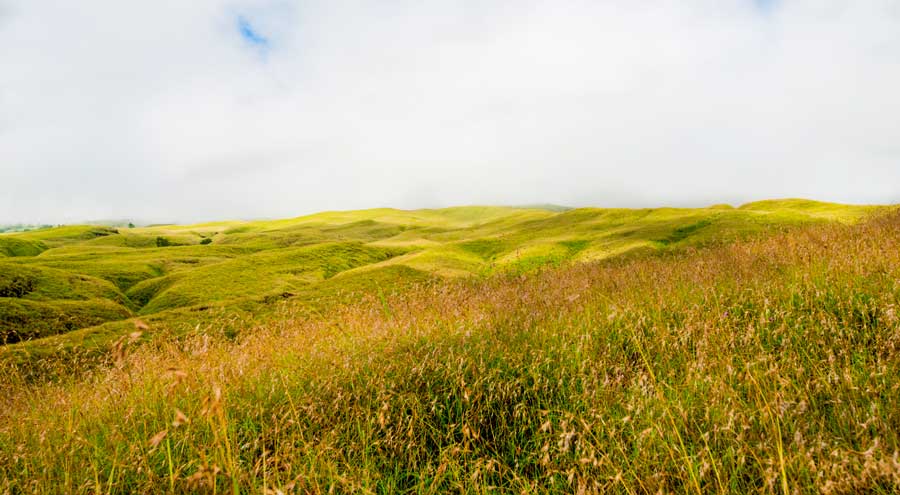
[2,203,899,493]
[0,199,883,359]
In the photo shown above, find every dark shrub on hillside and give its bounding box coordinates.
[156,236,172,247]
[200,238,212,245]
[0,276,35,298]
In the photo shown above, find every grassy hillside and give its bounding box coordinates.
[0,199,883,364]
[0,205,898,493]
[0,237,47,257]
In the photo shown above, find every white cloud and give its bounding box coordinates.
[1,0,899,223]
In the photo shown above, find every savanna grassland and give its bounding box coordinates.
[1,199,898,493]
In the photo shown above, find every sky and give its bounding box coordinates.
[1,0,900,223]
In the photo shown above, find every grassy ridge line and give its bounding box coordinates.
[0,298,132,344]
[1,210,898,492]
[135,242,405,315]
[0,263,127,303]
[3,225,120,247]
[0,237,47,257]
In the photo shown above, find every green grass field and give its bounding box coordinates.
[0,199,878,360]
[1,199,897,493]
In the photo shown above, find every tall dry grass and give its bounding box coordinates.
[1,211,900,493]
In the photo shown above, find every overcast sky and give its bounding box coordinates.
[2,1,899,223]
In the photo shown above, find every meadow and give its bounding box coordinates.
[0,200,875,363]
[1,199,898,493]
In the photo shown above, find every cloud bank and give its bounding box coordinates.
[2,1,899,223]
